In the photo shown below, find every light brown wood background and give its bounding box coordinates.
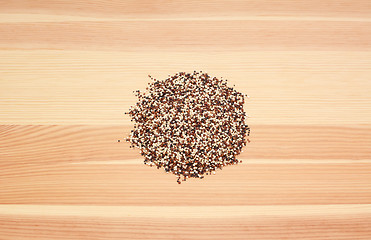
[1,1,371,239]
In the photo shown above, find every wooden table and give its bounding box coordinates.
[1,1,371,239]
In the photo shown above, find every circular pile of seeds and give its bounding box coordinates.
[126,71,249,183]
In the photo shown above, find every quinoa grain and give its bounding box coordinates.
[126,71,249,183]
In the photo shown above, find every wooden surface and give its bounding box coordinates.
[1,1,371,239]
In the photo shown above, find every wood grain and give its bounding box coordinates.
[1,162,371,205]
[0,1,371,239]
[1,50,371,125]
[1,212,371,240]
[1,21,371,51]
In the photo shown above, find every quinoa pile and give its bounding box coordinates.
[126,71,249,183]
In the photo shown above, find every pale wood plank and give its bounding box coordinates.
[1,51,371,125]
[2,204,371,218]
[1,0,370,19]
[0,163,370,205]
[0,209,371,239]
[1,21,371,51]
